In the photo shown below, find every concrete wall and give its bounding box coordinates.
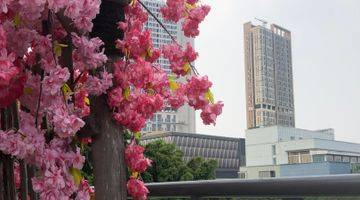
[313,139,360,153]
[239,165,281,179]
[280,162,351,177]
[246,144,275,166]
[246,126,279,145]
[277,126,334,141]
[246,126,334,146]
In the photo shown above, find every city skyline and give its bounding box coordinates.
[194,0,360,143]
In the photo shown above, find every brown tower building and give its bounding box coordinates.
[244,21,295,129]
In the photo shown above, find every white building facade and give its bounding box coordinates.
[142,0,196,133]
[240,126,360,179]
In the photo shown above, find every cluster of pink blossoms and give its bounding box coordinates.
[0,25,25,108]
[161,0,211,37]
[0,0,219,199]
[113,1,221,199]
[162,43,197,76]
[0,0,103,199]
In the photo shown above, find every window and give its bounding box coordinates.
[288,153,300,164]
[313,155,325,162]
[351,157,357,163]
[272,145,276,155]
[157,124,162,131]
[334,155,342,162]
[300,153,311,163]
[270,171,276,177]
[157,114,162,122]
[259,171,275,178]
[326,155,334,162]
[343,156,350,163]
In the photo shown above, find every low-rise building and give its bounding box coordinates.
[142,132,245,178]
[239,126,360,179]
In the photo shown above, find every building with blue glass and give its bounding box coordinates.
[239,126,360,179]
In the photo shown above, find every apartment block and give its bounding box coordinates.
[244,22,295,129]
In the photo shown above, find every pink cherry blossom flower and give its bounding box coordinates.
[200,101,224,125]
[162,42,197,76]
[183,5,210,37]
[76,179,92,200]
[75,89,90,117]
[160,0,185,22]
[127,178,149,200]
[161,0,210,38]
[42,66,70,96]
[0,0,13,13]
[186,76,212,110]
[72,33,107,71]
[0,49,19,86]
[85,71,113,96]
[0,24,7,48]
[125,142,152,173]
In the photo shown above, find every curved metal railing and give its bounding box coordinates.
[146,174,360,199]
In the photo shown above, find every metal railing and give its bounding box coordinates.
[146,174,360,199]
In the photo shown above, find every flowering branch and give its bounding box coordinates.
[137,0,200,76]
[0,0,222,199]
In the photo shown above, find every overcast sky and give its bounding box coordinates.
[194,0,360,142]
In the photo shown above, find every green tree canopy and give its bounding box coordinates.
[142,140,217,182]
[187,157,217,180]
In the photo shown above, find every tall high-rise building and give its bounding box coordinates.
[142,0,196,133]
[244,21,295,129]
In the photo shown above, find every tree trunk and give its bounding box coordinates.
[20,161,28,200]
[89,1,129,199]
[1,105,17,200]
[3,155,15,200]
[27,166,38,200]
[0,154,4,200]
[91,94,127,200]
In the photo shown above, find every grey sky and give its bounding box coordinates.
[194,0,360,142]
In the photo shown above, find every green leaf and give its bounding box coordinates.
[205,89,214,104]
[183,62,190,74]
[53,41,68,58]
[134,132,141,140]
[13,14,21,27]
[61,83,72,100]
[123,87,130,100]
[69,167,82,186]
[168,75,179,91]
[84,97,90,106]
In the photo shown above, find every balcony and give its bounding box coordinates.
[146,174,360,199]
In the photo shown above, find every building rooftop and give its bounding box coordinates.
[142,131,244,141]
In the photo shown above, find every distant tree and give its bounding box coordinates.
[142,140,217,182]
[187,157,217,180]
[142,140,191,182]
